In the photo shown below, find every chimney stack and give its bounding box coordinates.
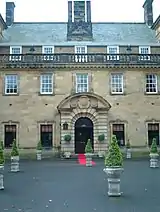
[143,0,153,27]
[6,2,15,26]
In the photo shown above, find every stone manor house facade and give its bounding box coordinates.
[0,0,160,154]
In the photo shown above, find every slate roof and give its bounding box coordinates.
[0,22,159,46]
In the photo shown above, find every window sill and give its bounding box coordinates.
[144,92,159,95]
[110,92,125,96]
[38,92,55,96]
[3,93,19,96]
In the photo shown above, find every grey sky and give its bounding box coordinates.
[1,0,160,22]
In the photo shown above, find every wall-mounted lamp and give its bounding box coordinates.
[63,122,68,130]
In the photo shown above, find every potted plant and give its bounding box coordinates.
[126,139,131,159]
[103,135,124,197]
[64,134,71,143]
[149,138,159,168]
[1,141,4,150]
[11,139,19,172]
[0,142,4,190]
[36,140,42,160]
[85,139,93,167]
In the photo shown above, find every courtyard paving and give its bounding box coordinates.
[1,159,160,212]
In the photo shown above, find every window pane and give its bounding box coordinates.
[5,75,18,94]
[76,74,88,93]
[111,74,123,93]
[40,74,53,94]
[146,74,157,93]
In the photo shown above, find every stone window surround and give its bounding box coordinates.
[40,73,54,95]
[4,74,19,95]
[42,46,54,61]
[110,73,124,95]
[0,121,19,147]
[145,73,158,94]
[109,120,128,146]
[9,46,22,61]
[75,73,89,93]
[37,121,55,147]
[145,119,160,146]
[107,46,119,60]
[139,46,151,61]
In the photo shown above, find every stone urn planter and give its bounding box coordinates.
[64,152,71,159]
[0,142,4,190]
[103,135,123,197]
[36,141,42,160]
[150,138,159,168]
[126,140,131,159]
[85,139,93,167]
[11,139,20,172]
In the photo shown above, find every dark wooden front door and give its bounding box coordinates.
[148,123,159,146]
[75,117,94,154]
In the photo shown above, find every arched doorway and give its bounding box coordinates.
[75,117,94,154]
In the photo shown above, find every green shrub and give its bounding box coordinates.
[64,134,71,142]
[98,134,105,142]
[105,135,123,167]
[0,141,4,150]
[126,140,131,149]
[85,139,93,153]
[0,141,4,165]
[37,140,42,150]
[150,138,158,154]
[11,139,19,157]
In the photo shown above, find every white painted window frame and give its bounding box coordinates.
[40,74,53,95]
[71,0,88,22]
[145,74,158,94]
[107,46,119,61]
[42,46,54,61]
[76,73,89,93]
[75,46,87,62]
[5,74,18,95]
[10,46,22,61]
[139,46,151,61]
[111,73,124,94]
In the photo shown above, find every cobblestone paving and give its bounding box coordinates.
[1,160,160,212]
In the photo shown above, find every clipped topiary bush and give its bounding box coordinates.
[150,138,158,154]
[85,139,93,153]
[11,139,19,157]
[64,134,71,142]
[105,135,123,167]
[37,140,42,150]
[98,134,105,142]
[0,142,4,165]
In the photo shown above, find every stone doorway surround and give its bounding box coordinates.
[57,92,111,153]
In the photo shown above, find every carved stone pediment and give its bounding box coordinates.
[57,93,111,112]
[67,22,93,41]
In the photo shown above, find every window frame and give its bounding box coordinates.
[75,46,87,62]
[107,46,119,61]
[75,73,89,93]
[42,46,54,61]
[110,73,124,94]
[10,46,22,61]
[40,74,54,95]
[145,74,158,94]
[4,74,18,95]
[139,46,151,61]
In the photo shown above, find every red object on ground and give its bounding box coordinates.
[78,154,96,165]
